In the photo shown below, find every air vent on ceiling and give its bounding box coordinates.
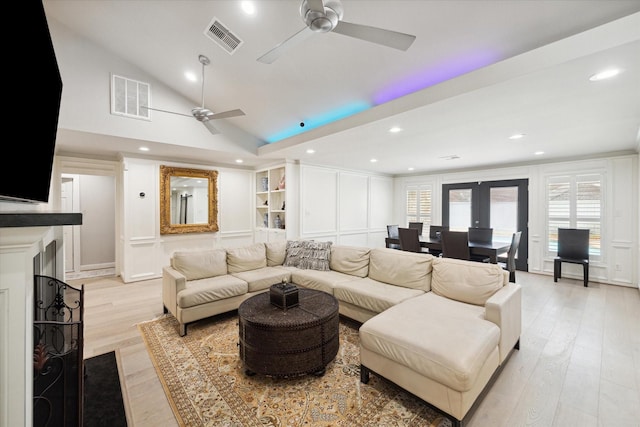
[204,17,243,54]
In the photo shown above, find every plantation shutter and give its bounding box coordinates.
[405,185,432,226]
[546,173,603,259]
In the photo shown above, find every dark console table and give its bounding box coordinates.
[238,288,339,377]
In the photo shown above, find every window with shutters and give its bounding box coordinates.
[406,185,432,229]
[546,173,603,260]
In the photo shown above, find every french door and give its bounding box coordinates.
[442,179,528,271]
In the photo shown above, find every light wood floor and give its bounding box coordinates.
[67,271,640,427]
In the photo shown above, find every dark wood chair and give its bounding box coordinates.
[468,227,492,262]
[408,222,424,235]
[386,225,400,249]
[554,228,589,287]
[428,225,449,257]
[398,227,428,253]
[498,231,522,282]
[440,230,470,260]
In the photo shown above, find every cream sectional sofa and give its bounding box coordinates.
[162,241,521,426]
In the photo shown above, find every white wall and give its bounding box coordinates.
[394,154,639,288]
[78,174,115,268]
[299,164,393,247]
[121,156,255,282]
[47,16,260,156]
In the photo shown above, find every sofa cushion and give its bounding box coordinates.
[265,241,287,266]
[431,257,505,306]
[359,293,500,392]
[177,275,248,308]
[329,245,370,277]
[284,240,332,270]
[171,249,227,281]
[231,267,290,292]
[334,277,424,314]
[227,243,267,273]
[291,269,359,295]
[368,248,433,292]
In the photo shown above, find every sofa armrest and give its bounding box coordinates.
[162,266,187,316]
[485,282,522,363]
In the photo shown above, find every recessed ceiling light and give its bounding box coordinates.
[184,71,197,82]
[389,126,403,133]
[589,68,621,81]
[370,158,378,163]
[534,151,544,155]
[139,146,149,151]
[509,133,525,140]
[408,167,414,171]
[306,149,315,154]
[235,159,243,163]
[241,1,255,14]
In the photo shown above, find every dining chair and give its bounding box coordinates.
[386,225,401,250]
[429,225,449,239]
[468,227,493,262]
[440,230,470,260]
[428,225,449,257]
[408,222,424,235]
[398,227,429,253]
[498,231,522,282]
[468,227,493,243]
[553,228,589,287]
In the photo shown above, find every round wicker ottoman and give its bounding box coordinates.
[238,288,339,377]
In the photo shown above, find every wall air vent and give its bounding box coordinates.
[204,17,244,54]
[110,74,151,121]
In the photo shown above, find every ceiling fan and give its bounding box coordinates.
[257,0,416,64]
[143,54,245,135]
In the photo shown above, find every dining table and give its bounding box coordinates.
[385,236,511,264]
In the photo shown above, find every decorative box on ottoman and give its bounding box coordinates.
[270,282,299,309]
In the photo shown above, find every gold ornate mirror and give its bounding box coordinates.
[160,165,218,234]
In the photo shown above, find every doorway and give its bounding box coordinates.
[62,173,116,279]
[442,179,528,271]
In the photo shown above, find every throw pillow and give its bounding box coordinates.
[284,240,332,271]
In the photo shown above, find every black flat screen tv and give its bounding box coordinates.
[0,1,62,204]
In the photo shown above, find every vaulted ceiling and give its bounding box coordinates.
[43,1,640,175]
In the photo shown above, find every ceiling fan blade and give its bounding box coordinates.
[140,106,192,118]
[257,26,315,64]
[333,21,416,51]
[202,120,221,135]
[207,109,246,120]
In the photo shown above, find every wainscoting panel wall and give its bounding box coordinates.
[120,157,256,282]
[300,164,393,247]
[337,232,369,247]
[218,169,253,233]
[301,166,338,235]
[370,176,394,230]
[609,156,636,286]
[339,173,368,232]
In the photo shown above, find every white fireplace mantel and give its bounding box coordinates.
[0,212,81,427]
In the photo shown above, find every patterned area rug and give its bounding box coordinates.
[138,312,451,427]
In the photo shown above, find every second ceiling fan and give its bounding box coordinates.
[258,0,417,64]
[144,54,245,135]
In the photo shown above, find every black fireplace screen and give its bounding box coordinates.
[33,275,84,427]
